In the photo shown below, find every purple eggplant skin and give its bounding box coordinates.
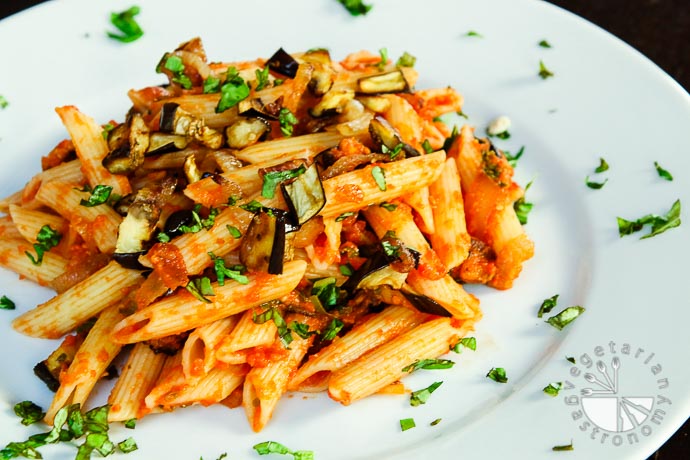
[267,47,299,78]
[240,208,293,275]
[159,102,180,133]
[400,291,452,317]
[113,251,148,270]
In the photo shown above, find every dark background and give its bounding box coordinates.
[0,1,687,459]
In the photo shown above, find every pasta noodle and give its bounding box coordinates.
[1,40,533,432]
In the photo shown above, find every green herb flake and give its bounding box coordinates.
[421,139,434,154]
[566,356,576,364]
[337,0,372,16]
[430,418,442,426]
[371,166,386,191]
[339,264,354,276]
[226,225,242,238]
[1,295,16,310]
[396,51,416,68]
[400,418,416,431]
[379,202,398,212]
[311,277,342,310]
[486,367,508,383]
[537,294,559,318]
[335,211,356,222]
[594,157,609,173]
[203,75,221,94]
[514,180,534,225]
[185,277,215,303]
[322,318,344,341]
[585,176,608,189]
[107,6,144,43]
[552,441,574,451]
[262,164,306,198]
[216,67,250,113]
[654,161,673,181]
[451,336,476,353]
[543,382,563,397]
[456,110,468,119]
[123,418,136,429]
[617,199,681,239]
[209,252,249,286]
[253,440,314,459]
[289,321,316,340]
[0,95,8,109]
[504,146,525,167]
[466,30,483,38]
[157,232,171,243]
[402,359,455,373]
[279,108,299,137]
[25,225,62,266]
[376,48,389,71]
[14,401,45,426]
[442,125,459,152]
[381,143,403,160]
[410,381,443,406]
[240,200,264,213]
[79,184,114,207]
[101,123,115,139]
[118,437,138,453]
[253,307,293,348]
[546,306,585,331]
[538,40,552,48]
[255,67,270,91]
[538,60,554,79]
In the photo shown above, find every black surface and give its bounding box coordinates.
[0,1,687,459]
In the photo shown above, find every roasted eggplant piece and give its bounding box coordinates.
[357,96,392,113]
[33,333,85,392]
[308,89,355,118]
[357,70,409,94]
[280,163,326,226]
[159,102,223,149]
[239,207,289,275]
[302,49,335,97]
[237,97,282,120]
[400,287,452,317]
[369,116,420,158]
[341,250,408,292]
[102,112,150,174]
[147,132,190,155]
[183,154,202,184]
[113,178,176,268]
[164,209,197,237]
[267,47,299,78]
[225,117,271,149]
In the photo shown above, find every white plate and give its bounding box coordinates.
[1,1,688,459]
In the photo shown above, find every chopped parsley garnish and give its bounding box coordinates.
[379,202,398,211]
[339,264,354,276]
[396,51,416,68]
[381,143,403,160]
[546,306,585,331]
[322,318,344,341]
[279,108,298,137]
[226,225,242,238]
[488,130,510,140]
[376,48,389,71]
[156,232,170,243]
[456,110,468,119]
[209,252,249,286]
[371,166,387,191]
[289,321,317,340]
[443,125,459,152]
[179,204,220,233]
[514,180,534,225]
[430,418,442,426]
[25,225,62,266]
[240,200,264,213]
[79,184,115,207]
[0,95,8,109]
[538,60,554,79]
[255,67,270,91]
[14,401,45,426]
[451,336,476,353]
[566,356,576,364]
[101,122,115,139]
[203,75,221,93]
[160,55,192,89]
[107,6,144,43]
[585,176,608,189]
[311,277,342,311]
[595,157,609,173]
[410,381,442,406]
[253,441,314,459]
[381,239,401,258]
[538,40,552,48]
[252,306,293,347]
[486,367,508,383]
[185,277,215,303]
[335,211,356,222]
[537,294,559,318]
[216,67,250,113]
[654,161,673,181]
[262,164,307,198]
[543,382,562,397]
[1,295,16,310]
[1,403,137,459]
[617,199,681,239]
[421,139,434,154]
[402,359,454,372]
[337,0,372,16]
[552,441,574,451]
[124,419,136,429]
[465,30,483,38]
[504,146,524,167]
[400,418,416,431]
